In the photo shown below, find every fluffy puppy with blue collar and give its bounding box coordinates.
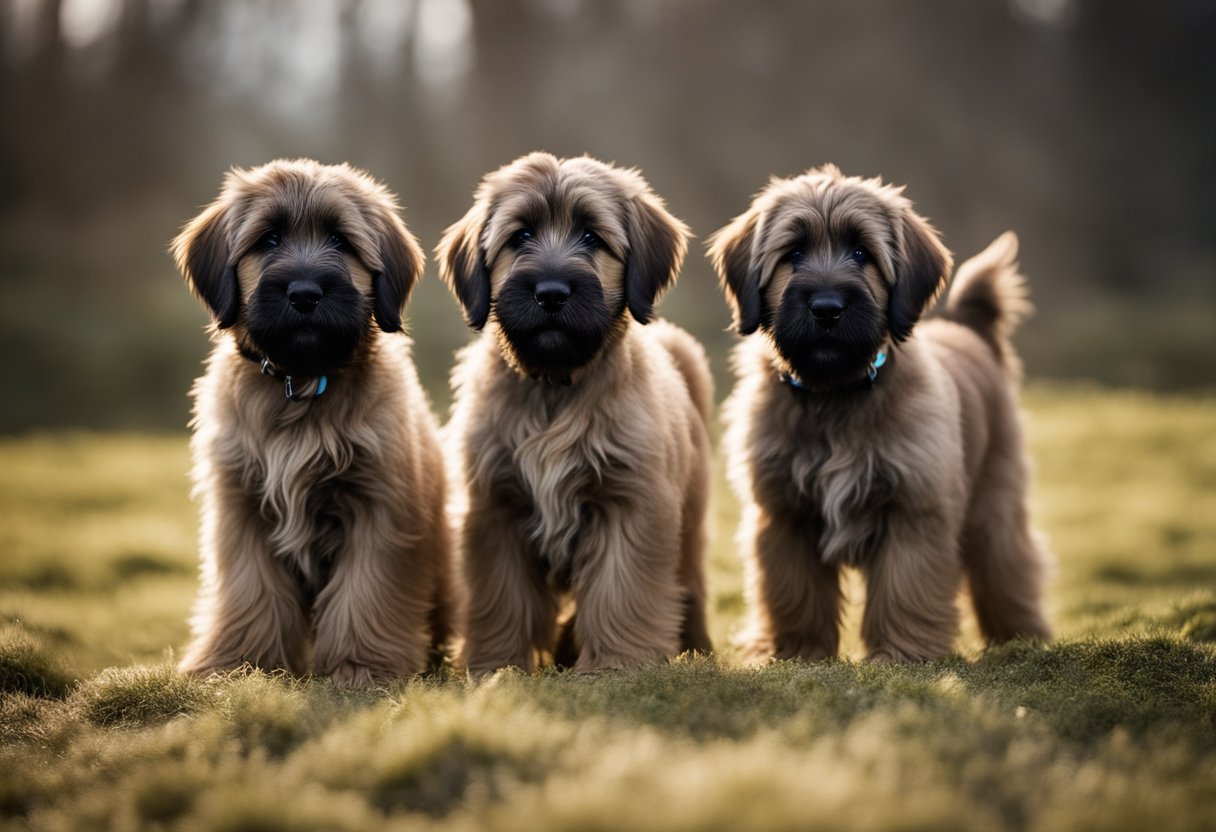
[172,159,450,687]
[438,152,713,675]
[709,165,1051,662]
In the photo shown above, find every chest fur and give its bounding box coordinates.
[223,424,362,598]
[752,426,899,565]
[473,398,638,585]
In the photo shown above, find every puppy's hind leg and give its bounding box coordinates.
[677,458,713,655]
[425,511,456,670]
[179,498,310,678]
[961,461,1051,644]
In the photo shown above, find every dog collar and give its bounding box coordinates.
[239,348,328,402]
[780,350,888,395]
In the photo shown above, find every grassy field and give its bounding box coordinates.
[1,385,1214,831]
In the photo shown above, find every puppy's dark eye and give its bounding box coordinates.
[580,230,602,249]
[328,231,350,251]
[788,247,804,263]
[258,231,281,251]
[509,229,534,248]
[851,246,869,266]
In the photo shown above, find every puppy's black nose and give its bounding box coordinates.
[810,294,846,327]
[534,280,571,313]
[287,280,323,314]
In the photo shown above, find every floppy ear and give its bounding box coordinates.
[370,208,426,333]
[435,202,492,330]
[624,192,690,324]
[706,210,763,335]
[887,210,953,342]
[171,199,239,329]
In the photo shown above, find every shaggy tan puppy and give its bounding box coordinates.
[437,152,712,674]
[172,159,450,687]
[709,165,1051,662]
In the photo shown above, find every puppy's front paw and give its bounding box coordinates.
[865,648,904,664]
[327,661,390,689]
[573,651,655,673]
[468,665,526,688]
[865,646,941,663]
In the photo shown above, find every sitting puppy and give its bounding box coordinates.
[708,165,1051,662]
[437,152,712,674]
[172,159,450,687]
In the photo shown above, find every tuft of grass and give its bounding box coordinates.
[73,664,211,727]
[0,622,73,698]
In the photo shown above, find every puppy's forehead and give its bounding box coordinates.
[758,173,905,282]
[224,162,389,264]
[481,156,631,256]
[767,176,898,242]
[233,167,365,231]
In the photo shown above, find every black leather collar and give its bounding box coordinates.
[238,347,329,402]
[779,349,891,396]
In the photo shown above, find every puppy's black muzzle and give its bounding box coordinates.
[496,265,614,376]
[772,277,885,386]
[246,263,370,377]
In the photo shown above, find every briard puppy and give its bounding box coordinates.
[708,165,1051,662]
[436,152,713,674]
[172,159,450,687]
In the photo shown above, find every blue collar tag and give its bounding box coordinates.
[284,374,327,401]
[256,355,328,402]
[868,350,888,381]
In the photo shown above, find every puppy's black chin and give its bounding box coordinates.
[245,277,371,376]
[771,287,886,387]
[495,272,619,379]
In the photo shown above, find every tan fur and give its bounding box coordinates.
[711,166,1050,663]
[172,159,450,687]
[437,152,712,674]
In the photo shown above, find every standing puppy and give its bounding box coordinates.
[438,152,712,674]
[709,165,1050,663]
[173,159,450,687]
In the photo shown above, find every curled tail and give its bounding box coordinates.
[649,319,713,424]
[943,231,1032,370]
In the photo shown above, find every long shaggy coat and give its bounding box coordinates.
[710,166,1051,662]
[438,152,713,674]
[173,159,450,687]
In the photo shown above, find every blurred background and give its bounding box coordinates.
[1,0,1212,431]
